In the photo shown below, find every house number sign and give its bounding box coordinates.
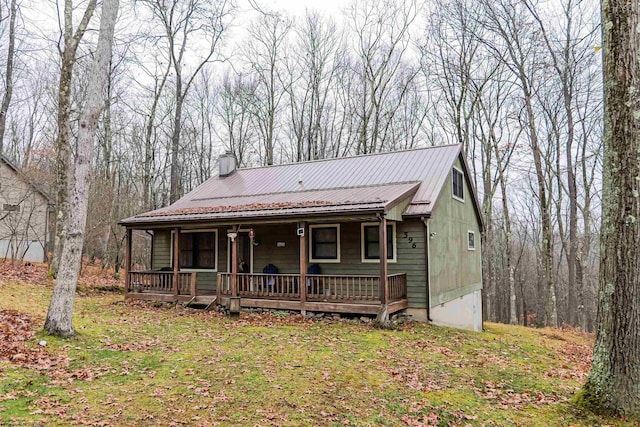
[403,232,417,249]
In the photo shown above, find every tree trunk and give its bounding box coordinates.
[580,0,640,417]
[44,0,120,337]
[495,145,517,325]
[523,92,557,327]
[0,0,17,155]
[50,0,97,277]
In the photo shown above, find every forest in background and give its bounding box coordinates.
[0,0,602,330]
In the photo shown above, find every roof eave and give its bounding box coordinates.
[119,205,386,228]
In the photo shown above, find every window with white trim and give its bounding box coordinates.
[309,224,340,262]
[172,229,218,270]
[468,231,476,251]
[452,167,464,201]
[361,222,396,262]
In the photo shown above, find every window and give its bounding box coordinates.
[452,167,464,201]
[3,204,19,212]
[309,224,340,262]
[361,222,396,263]
[468,231,476,251]
[172,230,217,270]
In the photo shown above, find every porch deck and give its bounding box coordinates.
[125,271,408,315]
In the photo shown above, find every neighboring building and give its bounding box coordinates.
[120,144,484,331]
[0,155,54,263]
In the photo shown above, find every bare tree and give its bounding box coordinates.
[347,0,420,154]
[50,0,97,277]
[139,0,232,203]
[45,0,120,337]
[285,11,343,161]
[214,72,257,167]
[580,0,640,417]
[479,0,558,327]
[241,10,292,166]
[525,0,600,327]
[0,0,17,155]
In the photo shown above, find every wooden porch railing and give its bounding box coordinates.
[306,274,379,301]
[217,272,407,303]
[128,271,197,296]
[217,273,301,298]
[388,273,407,301]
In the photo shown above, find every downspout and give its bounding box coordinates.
[422,217,433,322]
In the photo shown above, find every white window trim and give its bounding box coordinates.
[452,166,465,203]
[309,224,341,263]
[170,228,218,272]
[467,230,476,251]
[361,222,397,263]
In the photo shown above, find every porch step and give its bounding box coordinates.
[184,296,217,311]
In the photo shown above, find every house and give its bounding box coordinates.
[120,144,484,331]
[0,155,54,263]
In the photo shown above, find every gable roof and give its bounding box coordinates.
[0,154,53,204]
[121,144,482,227]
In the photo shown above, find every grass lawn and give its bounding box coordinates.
[0,266,632,426]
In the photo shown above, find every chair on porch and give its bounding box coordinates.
[262,263,279,292]
[307,264,321,295]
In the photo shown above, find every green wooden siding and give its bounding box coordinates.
[252,224,300,274]
[392,220,427,308]
[152,230,171,268]
[150,220,428,307]
[151,229,223,292]
[428,156,483,307]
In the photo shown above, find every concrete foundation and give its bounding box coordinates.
[429,289,483,332]
[0,239,45,263]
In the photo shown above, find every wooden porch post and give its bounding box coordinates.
[125,228,132,292]
[299,222,307,315]
[173,227,180,301]
[375,215,390,327]
[379,217,389,305]
[231,228,238,297]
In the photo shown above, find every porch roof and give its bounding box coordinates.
[120,182,420,225]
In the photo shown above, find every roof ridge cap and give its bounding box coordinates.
[233,144,461,172]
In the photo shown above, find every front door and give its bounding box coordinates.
[228,232,252,273]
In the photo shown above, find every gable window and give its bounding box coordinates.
[468,231,476,251]
[3,204,19,212]
[309,224,340,263]
[452,167,464,202]
[361,222,396,263]
[172,230,217,270]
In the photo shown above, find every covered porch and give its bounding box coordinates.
[123,218,409,316]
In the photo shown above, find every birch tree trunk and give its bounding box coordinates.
[580,0,640,417]
[50,0,97,277]
[44,0,120,337]
[0,0,17,155]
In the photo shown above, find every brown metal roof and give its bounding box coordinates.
[121,144,471,226]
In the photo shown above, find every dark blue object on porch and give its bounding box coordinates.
[262,263,279,291]
[307,263,321,294]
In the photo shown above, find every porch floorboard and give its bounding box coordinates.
[125,292,407,316]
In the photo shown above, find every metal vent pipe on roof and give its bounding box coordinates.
[219,151,237,177]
